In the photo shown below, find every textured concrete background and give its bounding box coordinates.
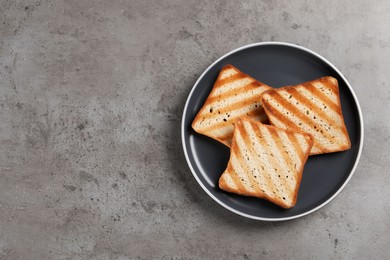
[0,0,389,259]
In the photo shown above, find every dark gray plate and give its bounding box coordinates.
[181,42,364,221]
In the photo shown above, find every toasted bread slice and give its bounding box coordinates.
[261,76,351,155]
[192,64,272,147]
[219,116,313,209]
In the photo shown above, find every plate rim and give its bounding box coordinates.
[181,41,364,221]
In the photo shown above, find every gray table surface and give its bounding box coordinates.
[1,1,389,259]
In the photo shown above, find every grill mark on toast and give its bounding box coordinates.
[276,89,346,153]
[218,117,314,208]
[311,81,338,104]
[295,86,342,125]
[193,106,267,147]
[203,104,266,132]
[265,113,288,129]
[278,131,304,175]
[213,73,248,91]
[228,124,258,195]
[253,124,294,199]
[206,91,266,117]
[238,122,275,197]
[219,66,239,80]
[285,132,305,160]
[230,155,256,195]
[194,89,267,127]
[192,64,273,147]
[290,134,310,204]
[267,127,296,192]
[220,173,238,191]
[306,83,339,112]
[206,106,268,145]
[287,88,339,130]
[196,110,267,147]
[209,83,258,103]
[193,107,266,134]
[196,100,267,132]
[294,86,349,151]
[209,83,269,104]
[264,92,335,152]
[202,123,234,138]
[231,134,263,196]
[308,80,350,153]
[243,121,283,200]
[211,77,254,97]
[318,77,338,95]
[262,94,328,153]
[225,164,247,194]
[294,133,313,159]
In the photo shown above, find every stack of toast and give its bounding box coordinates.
[192,64,351,208]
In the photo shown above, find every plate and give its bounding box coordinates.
[181,42,364,221]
